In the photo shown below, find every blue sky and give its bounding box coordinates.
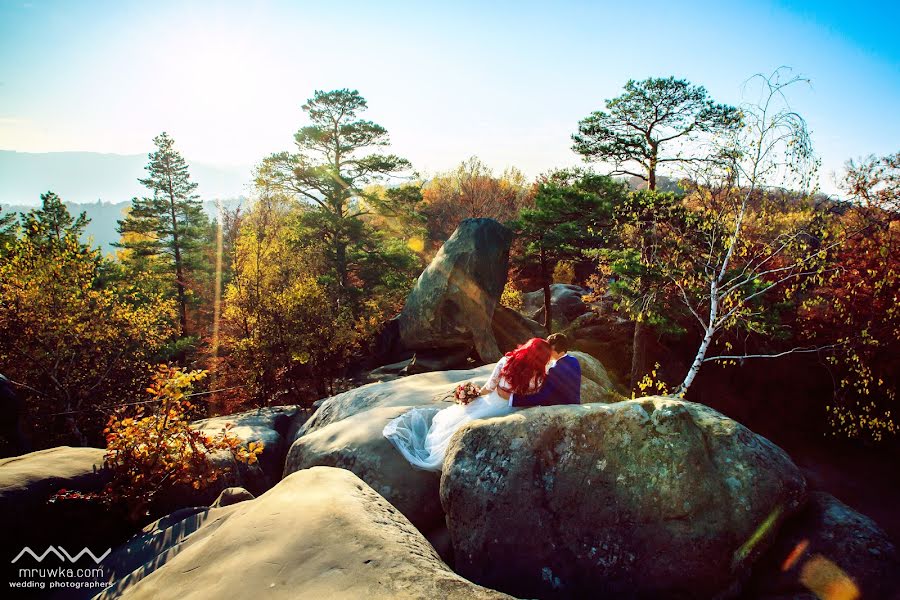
[1,0,898,195]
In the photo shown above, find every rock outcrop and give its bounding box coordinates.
[490,304,547,353]
[399,218,513,363]
[285,351,620,527]
[192,405,303,489]
[286,352,621,537]
[153,406,306,514]
[0,447,130,585]
[440,397,808,598]
[749,491,900,599]
[562,311,635,382]
[211,486,255,508]
[569,350,623,403]
[296,365,495,438]
[522,284,592,328]
[99,467,512,599]
[285,365,494,535]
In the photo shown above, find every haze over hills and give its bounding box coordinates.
[0,150,250,253]
[1,199,245,255]
[0,150,252,206]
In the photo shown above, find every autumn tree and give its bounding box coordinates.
[117,132,210,339]
[0,193,176,447]
[422,157,533,243]
[515,172,623,331]
[220,185,403,402]
[584,188,695,388]
[798,152,900,441]
[573,77,740,385]
[101,366,262,522]
[362,183,429,253]
[0,205,18,253]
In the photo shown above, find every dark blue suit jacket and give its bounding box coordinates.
[510,354,581,407]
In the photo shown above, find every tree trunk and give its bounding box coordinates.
[336,239,349,291]
[174,258,187,338]
[169,192,188,339]
[540,245,553,333]
[677,279,719,395]
[648,145,658,191]
[629,318,647,391]
[63,397,87,446]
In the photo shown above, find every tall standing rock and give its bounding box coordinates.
[399,218,513,363]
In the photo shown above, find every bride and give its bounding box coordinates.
[383,338,552,472]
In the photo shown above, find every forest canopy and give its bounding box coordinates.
[1,73,897,456]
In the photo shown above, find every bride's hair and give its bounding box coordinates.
[500,338,552,394]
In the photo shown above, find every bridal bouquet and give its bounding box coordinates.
[454,382,480,405]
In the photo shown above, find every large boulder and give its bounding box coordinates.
[286,352,621,536]
[748,491,900,599]
[285,406,444,532]
[404,347,473,375]
[369,316,413,367]
[563,311,634,384]
[211,486,255,508]
[569,350,623,403]
[491,304,547,353]
[398,218,513,362]
[192,405,304,489]
[286,365,494,536]
[297,365,495,438]
[440,397,807,599]
[99,467,512,599]
[0,447,132,585]
[522,284,592,328]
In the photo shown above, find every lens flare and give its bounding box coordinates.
[799,555,860,600]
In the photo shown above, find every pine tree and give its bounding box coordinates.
[117,133,209,338]
[260,89,412,299]
[515,172,623,332]
[22,191,90,250]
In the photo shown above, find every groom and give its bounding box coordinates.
[509,333,581,407]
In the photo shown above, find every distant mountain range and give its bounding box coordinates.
[0,150,251,253]
[0,150,252,206]
[1,199,245,255]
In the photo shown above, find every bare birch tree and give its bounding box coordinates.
[670,69,842,396]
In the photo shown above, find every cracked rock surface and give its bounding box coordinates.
[440,397,807,599]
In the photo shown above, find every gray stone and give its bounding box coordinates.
[404,347,473,375]
[0,447,128,580]
[286,365,494,534]
[297,365,495,439]
[748,491,900,599]
[491,304,547,353]
[156,406,307,513]
[98,467,512,600]
[398,218,513,362]
[440,397,808,598]
[211,486,255,508]
[569,350,623,403]
[522,284,591,327]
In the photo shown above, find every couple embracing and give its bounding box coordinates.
[383,334,581,472]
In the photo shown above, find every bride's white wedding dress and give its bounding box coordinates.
[383,357,540,472]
